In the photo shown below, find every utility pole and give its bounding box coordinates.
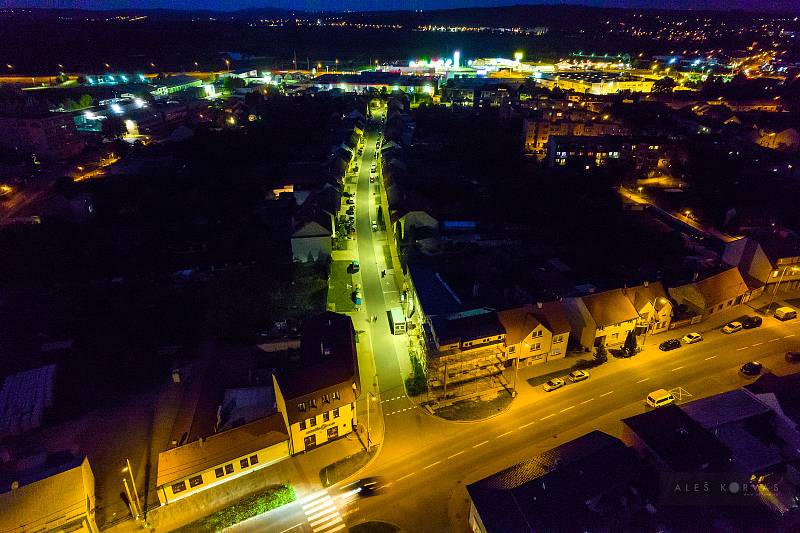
[124,458,142,518]
[122,478,139,520]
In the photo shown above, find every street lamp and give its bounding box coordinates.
[122,459,142,520]
[366,391,377,451]
[224,59,230,72]
[767,266,800,314]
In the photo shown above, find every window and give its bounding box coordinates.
[611,333,619,340]
[189,475,203,488]
[323,411,330,422]
[309,399,317,409]
[322,394,331,404]
[240,458,249,469]
[172,481,187,494]
[225,464,234,475]
[299,420,306,430]
[508,345,516,354]
[250,455,259,465]
[309,416,317,427]
[333,408,340,418]
[298,403,306,412]
[215,467,224,478]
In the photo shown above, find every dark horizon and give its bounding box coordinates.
[1,0,798,15]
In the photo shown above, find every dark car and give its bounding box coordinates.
[340,477,387,500]
[786,351,800,363]
[742,316,763,329]
[659,339,681,351]
[740,361,763,376]
[346,206,355,215]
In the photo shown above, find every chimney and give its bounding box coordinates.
[11,481,19,491]
[536,302,543,309]
[643,280,649,287]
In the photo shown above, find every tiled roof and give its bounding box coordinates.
[692,267,749,306]
[581,289,640,327]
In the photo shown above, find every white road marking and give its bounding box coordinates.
[599,391,614,397]
[279,524,304,533]
[752,342,763,347]
[422,461,441,471]
[396,472,415,482]
[300,491,329,504]
[540,413,556,420]
[322,525,346,533]
[737,346,749,351]
[705,355,717,360]
[447,451,465,460]
[670,366,684,372]
[579,398,595,405]
[473,440,489,448]
[769,338,780,343]
[519,421,536,429]
[497,430,514,438]
[636,378,650,383]
[560,406,575,413]
[785,334,796,338]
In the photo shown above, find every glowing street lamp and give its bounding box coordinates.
[224,59,230,72]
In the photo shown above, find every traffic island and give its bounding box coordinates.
[171,484,296,533]
[319,447,378,488]
[427,392,513,422]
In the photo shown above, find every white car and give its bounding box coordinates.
[542,378,566,392]
[371,221,378,231]
[682,332,703,344]
[567,370,589,382]
[722,321,743,334]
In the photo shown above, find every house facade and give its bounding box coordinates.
[622,282,673,336]
[156,414,290,505]
[497,302,570,367]
[273,312,360,454]
[564,289,640,350]
[668,267,760,320]
[291,214,333,263]
[0,113,85,160]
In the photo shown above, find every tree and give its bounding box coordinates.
[102,116,125,140]
[624,330,638,356]
[652,76,677,93]
[594,344,608,363]
[222,76,245,93]
[78,94,93,109]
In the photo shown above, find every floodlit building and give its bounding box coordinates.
[523,118,629,159]
[723,233,800,294]
[291,211,334,263]
[623,281,673,336]
[0,112,84,160]
[309,73,437,95]
[149,75,203,99]
[536,71,654,95]
[155,413,289,505]
[0,456,99,533]
[273,312,360,454]
[668,267,761,320]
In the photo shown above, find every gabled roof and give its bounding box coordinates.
[581,289,639,327]
[692,267,749,306]
[156,414,288,487]
[623,282,669,312]
[497,307,542,345]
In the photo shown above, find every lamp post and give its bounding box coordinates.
[122,459,142,520]
[366,391,377,451]
[768,266,800,314]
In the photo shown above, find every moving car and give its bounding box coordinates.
[786,351,800,363]
[742,315,763,329]
[775,307,797,321]
[646,389,675,408]
[682,332,703,344]
[567,370,589,382]
[722,321,743,334]
[542,378,565,392]
[371,220,378,231]
[339,477,387,501]
[659,339,681,351]
[369,176,375,183]
[740,361,763,376]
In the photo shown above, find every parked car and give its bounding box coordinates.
[543,378,565,392]
[342,191,352,197]
[659,339,682,351]
[742,316,763,329]
[346,206,355,216]
[775,307,797,321]
[682,332,703,344]
[740,361,763,376]
[346,198,355,205]
[646,389,675,408]
[349,260,360,273]
[567,370,589,382]
[786,351,800,363]
[371,220,378,231]
[722,321,743,334]
[369,176,375,183]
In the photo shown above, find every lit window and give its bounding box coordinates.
[172,481,187,494]
[333,408,340,418]
[189,475,203,488]
[309,399,317,409]
[298,403,306,412]
[309,416,317,427]
[332,391,340,400]
[323,411,330,422]
[322,394,331,404]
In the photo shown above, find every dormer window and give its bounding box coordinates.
[298,403,306,412]
[332,391,341,401]
[309,399,317,409]
[322,394,331,404]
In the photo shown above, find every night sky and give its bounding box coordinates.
[0,0,796,14]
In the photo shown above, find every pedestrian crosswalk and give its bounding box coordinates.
[300,490,346,533]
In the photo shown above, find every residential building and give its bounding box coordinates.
[0,364,57,440]
[308,73,437,95]
[0,456,98,533]
[753,127,800,152]
[0,112,85,160]
[425,309,507,400]
[547,135,625,167]
[291,211,334,263]
[273,312,360,454]
[497,302,570,367]
[466,431,645,532]
[668,267,760,320]
[522,117,629,159]
[564,289,640,349]
[723,233,800,295]
[405,265,465,325]
[535,71,654,95]
[155,413,290,505]
[622,281,673,336]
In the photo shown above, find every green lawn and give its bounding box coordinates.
[172,484,296,533]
